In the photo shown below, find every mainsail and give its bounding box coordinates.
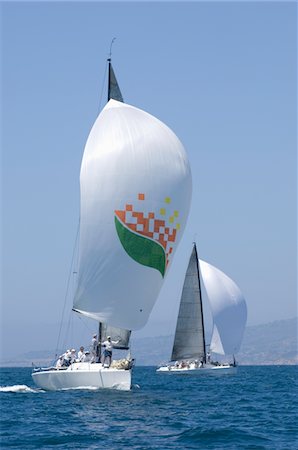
[108,60,123,103]
[199,260,247,355]
[170,244,247,362]
[73,66,192,331]
[100,323,131,350]
[171,244,206,362]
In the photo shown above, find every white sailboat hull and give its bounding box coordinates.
[32,363,131,391]
[156,364,237,375]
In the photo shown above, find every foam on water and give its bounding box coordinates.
[60,385,99,391]
[0,384,40,393]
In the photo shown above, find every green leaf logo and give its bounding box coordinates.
[114,193,181,277]
[115,216,166,277]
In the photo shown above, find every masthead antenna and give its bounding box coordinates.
[108,37,116,62]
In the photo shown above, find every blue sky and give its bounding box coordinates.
[1,2,297,358]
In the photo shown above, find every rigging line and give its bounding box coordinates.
[75,315,95,351]
[60,311,73,356]
[98,60,108,115]
[109,37,116,59]
[76,313,94,333]
[54,220,80,358]
[64,309,74,351]
[97,38,116,114]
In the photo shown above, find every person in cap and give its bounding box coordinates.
[101,336,120,368]
[63,349,72,366]
[82,351,91,362]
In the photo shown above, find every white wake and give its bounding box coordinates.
[0,384,41,393]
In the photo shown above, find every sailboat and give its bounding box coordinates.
[157,243,247,374]
[32,52,192,391]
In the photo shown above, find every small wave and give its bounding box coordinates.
[132,384,140,389]
[60,386,99,391]
[176,426,271,446]
[60,384,130,391]
[0,384,40,393]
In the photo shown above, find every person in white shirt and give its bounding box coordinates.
[63,349,72,366]
[207,351,211,363]
[70,349,76,364]
[77,346,85,362]
[101,336,120,367]
[55,355,63,369]
[82,351,91,362]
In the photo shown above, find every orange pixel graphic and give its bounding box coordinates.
[115,193,180,267]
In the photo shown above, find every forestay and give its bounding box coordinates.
[199,260,247,355]
[73,99,192,330]
[171,245,205,362]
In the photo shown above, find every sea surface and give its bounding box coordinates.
[0,366,297,449]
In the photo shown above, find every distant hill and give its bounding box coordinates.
[0,318,297,367]
[130,317,297,366]
[236,317,297,365]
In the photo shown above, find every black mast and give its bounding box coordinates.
[194,243,207,363]
[97,38,121,362]
[97,39,115,362]
[107,37,115,101]
[97,323,102,363]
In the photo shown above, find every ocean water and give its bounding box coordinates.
[0,366,297,449]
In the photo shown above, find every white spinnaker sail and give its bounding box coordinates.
[74,99,192,330]
[199,260,247,355]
